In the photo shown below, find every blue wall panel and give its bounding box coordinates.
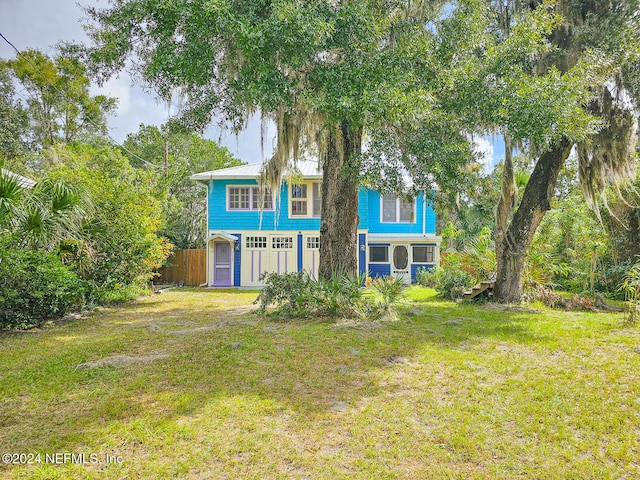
[367,191,436,234]
[357,189,368,229]
[209,180,376,232]
[358,234,367,275]
[209,180,321,231]
[297,234,303,271]
[233,233,241,287]
[411,263,434,283]
[369,264,391,278]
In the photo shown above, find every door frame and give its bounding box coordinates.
[213,240,233,286]
[391,244,410,282]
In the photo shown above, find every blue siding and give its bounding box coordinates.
[367,191,436,234]
[369,264,390,277]
[411,263,434,282]
[357,189,368,229]
[297,234,303,271]
[233,233,241,287]
[209,180,373,231]
[209,180,321,231]
[358,234,367,275]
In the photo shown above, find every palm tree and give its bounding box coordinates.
[0,169,26,228]
[17,179,92,252]
[1,169,92,254]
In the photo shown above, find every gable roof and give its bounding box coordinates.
[191,160,322,182]
[1,168,36,189]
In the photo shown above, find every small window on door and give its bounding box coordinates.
[272,236,293,249]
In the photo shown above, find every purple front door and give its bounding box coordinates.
[214,241,232,286]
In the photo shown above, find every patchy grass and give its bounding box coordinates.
[1,287,639,479]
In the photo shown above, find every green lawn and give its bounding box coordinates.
[1,287,639,479]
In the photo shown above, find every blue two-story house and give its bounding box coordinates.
[191,160,441,287]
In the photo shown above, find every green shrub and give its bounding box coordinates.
[434,267,475,299]
[255,271,319,316]
[0,242,81,329]
[255,271,404,319]
[370,275,407,315]
[415,266,437,287]
[620,259,640,324]
[427,252,475,300]
[595,260,635,300]
[320,272,371,318]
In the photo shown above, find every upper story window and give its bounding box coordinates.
[228,186,273,211]
[290,182,322,218]
[312,183,322,217]
[291,184,308,216]
[381,194,415,223]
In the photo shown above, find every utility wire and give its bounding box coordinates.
[0,31,162,170]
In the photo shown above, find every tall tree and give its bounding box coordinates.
[122,124,242,248]
[2,50,117,150]
[83,0,456,278]
[0,69,30,160]
[489,0,640,302]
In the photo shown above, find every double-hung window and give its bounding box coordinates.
[381,195,415,223]
[290,182,322,217]
[312,183,322,217]
[291,184,308,216]
[228,186,273,211]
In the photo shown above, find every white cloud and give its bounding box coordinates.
[471,136,494,172]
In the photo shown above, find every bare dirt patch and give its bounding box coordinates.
[76,353,170,369]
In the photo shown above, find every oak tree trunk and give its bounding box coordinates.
[493,138,573,302]
[318,122,362,280]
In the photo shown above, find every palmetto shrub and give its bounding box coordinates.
[255,271,405,319]
[620,258,640,325]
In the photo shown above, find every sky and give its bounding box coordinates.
[0,0,501,169]
[0,0,274,164]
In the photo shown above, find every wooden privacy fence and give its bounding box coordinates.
[156,249,206,286]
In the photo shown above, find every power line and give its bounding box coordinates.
[0,31,162,170]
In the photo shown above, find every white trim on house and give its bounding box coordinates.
[226,185,274,212]
[191,160,323,183]
[288,180,322,218]
[208,231,239,243]
[367,233,441,243]
[379,194,416,224]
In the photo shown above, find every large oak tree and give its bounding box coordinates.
[83,0,465,279]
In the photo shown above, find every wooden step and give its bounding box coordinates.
[462,280,495,299]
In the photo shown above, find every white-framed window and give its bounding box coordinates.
[229,187,250,210]
[307,236,320,249]
[413,246,435,263]
[272,236,294,249]
[291,184,308,216]
[251,187,273,210]
[312,183,322,217]
[289,182,322,218]
[381,195,415,223]
[246,236,267,249]
[369,246,389,263]
[228,186,273,211]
